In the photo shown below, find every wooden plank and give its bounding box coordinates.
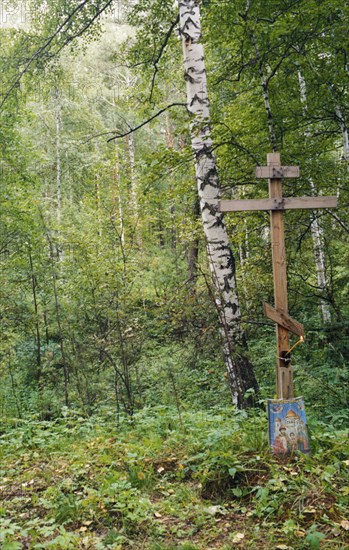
[278,196,338,210]
[219,198,274,211]
[218,196,337,212]
[255,165,299,179]
[263,302,305,337]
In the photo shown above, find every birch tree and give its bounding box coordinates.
[178,0,258,407]
[298,71,332,324]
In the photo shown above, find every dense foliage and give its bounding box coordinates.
[0,0,348,421]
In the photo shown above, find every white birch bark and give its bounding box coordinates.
[298,71,331,323]
[250,33,277,151]
[178,0,258,406]
[335,106,349,162]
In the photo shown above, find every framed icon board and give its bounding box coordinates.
[268,397,310,455]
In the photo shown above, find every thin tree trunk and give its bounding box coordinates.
[309,211,332,324]
[164,112,177,249]
[127,133,137,213]
[8,355,22,418]
[335,106,349,162]
[178,0,258,407]
[115,143,125,247]
[43,224,69,405]
[55,89,62,226]
[249,30,277,151]
[298,71,332,324]
[188,196,200,293]
[95,174,103,241]
[28,248,42,386]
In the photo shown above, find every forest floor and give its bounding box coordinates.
[1,407,349,549]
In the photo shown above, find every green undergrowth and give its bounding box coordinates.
[1,406,348,549]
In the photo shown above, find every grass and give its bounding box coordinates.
[0,406,349,549]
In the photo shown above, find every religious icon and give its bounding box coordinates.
[268,397,309,454]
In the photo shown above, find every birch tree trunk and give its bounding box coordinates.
[178,0,258,407]
[298,71,332,323]
[335,106,349,163]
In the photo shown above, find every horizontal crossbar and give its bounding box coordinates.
[219,196,337,212]
[255,166,300,178]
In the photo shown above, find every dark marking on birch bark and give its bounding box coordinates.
[200,179,219,192]
[222,276,232,293]
[190,94,207,106]
[226,252,236,273]
[209,216,225,229]
[195,144,214,160]
[184,71,199,84]
[202,201,218,215]
[202,168,219,187]
[181,16,200,32]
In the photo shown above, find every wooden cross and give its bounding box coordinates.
[219,153,337,400]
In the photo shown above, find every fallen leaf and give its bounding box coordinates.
[204,505,227,516]
[232,533,245,543]
[340,520,349,531]
[154,512,162,518]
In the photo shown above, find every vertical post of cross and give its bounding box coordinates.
[267,153,294,399]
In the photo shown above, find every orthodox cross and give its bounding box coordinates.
[219,153,337,400]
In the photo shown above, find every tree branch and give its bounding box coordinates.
[106,102,187,142]
[148,14,180,104]
[326,210,349,234]
[0,0,114,111]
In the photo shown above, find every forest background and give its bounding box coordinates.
[0,1,349,547]
[0,0,348,422]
